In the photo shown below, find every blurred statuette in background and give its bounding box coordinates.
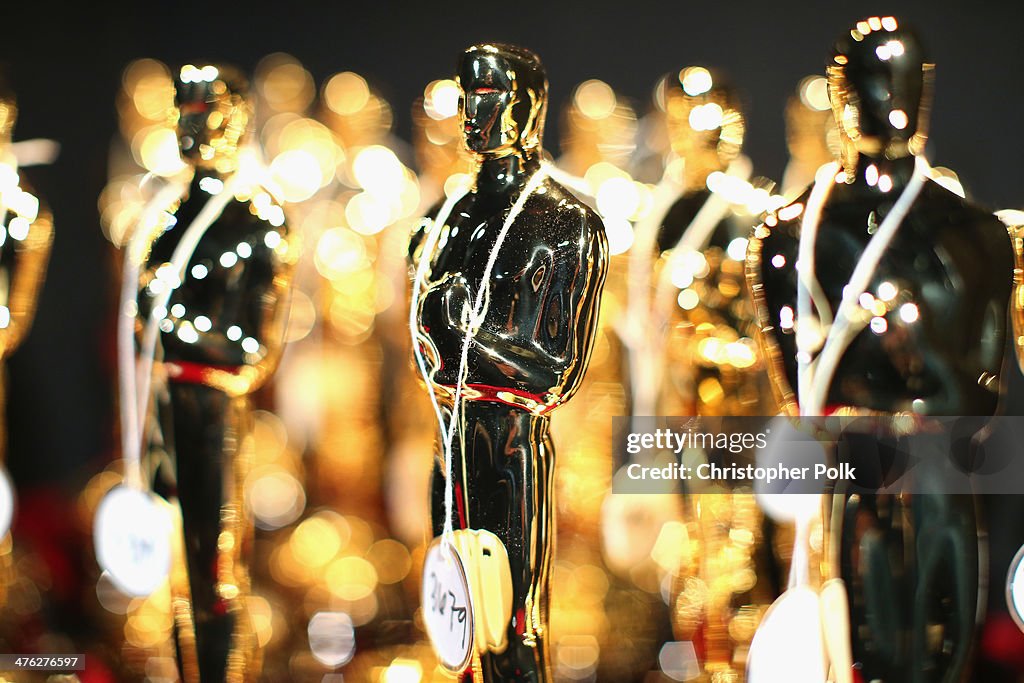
[129,63,297,682]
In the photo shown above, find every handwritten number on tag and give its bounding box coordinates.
[129,535,154,564]
[428,571,469,647]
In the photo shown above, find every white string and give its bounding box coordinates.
[410,166,548,554]
[796,155,930,416]
[653,158,751,325]
[623,164,684,418]
[542,163,592,199]
[119,173,240,490]
[787,171,833,599]
[118,177,190,490]
[787,514,813,590]
[806,156,929,415]
[409,183,471,523]
[678,157,753,255]
[10,139,60,167]
[796,162,841,415]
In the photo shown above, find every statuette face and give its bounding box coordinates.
[457,44,546,156]
[827,17,931,169]
[664,67,744,189]
[174,63,250,174]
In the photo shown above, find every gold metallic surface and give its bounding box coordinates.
[781,76,839,197]
[1007,218,1024,373]
[664,67,745,190]
[0,105,54,360]
[412,79,473,195]
[174,64,251,176]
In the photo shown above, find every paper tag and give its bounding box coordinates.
[747,585,827,682]
[820,579,853,683]
[1008,544,1024,632]
[0,466,13,537]
[422,538,475,672]
[94,486,172,597]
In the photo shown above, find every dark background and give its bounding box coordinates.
[3,0,1024,485]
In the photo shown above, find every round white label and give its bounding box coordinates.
[94,486,172,597]
[747,585,827,683]
[422,538,475,671]
[0,466,14,537]
[1007,543,1024,633]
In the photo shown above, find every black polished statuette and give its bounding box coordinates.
[747,16,1014,683]
[137,63,295,683]
[410,44,608,681]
